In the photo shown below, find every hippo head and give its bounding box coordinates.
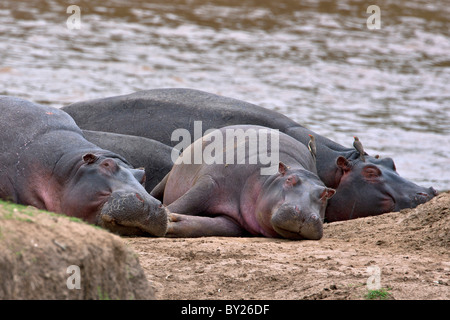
[257,162,335,240]
[61,153,168,236]
[325,155,438,222]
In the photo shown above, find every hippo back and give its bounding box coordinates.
[82,130,174,191]
[1,96,83,152]
[63,89,298,145]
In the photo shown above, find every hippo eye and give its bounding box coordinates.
[362,166,382,180]
[285,175,300,187]
[102,162,112,169]
[100,159,118,172]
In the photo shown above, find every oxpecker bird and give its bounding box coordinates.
[353,136,365,162]
[308,134,317,162]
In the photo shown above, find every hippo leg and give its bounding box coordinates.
[165,175,217,215]
[162,175,245,237]
[166,213,244,237]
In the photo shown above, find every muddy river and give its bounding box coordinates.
[0,0,448,190]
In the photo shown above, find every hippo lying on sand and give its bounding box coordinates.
[63,88,437,222]
[0,96,167,236]
[152,125,335,239]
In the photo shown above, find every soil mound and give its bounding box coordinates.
[325,191,449,253]
[0,201,155,300]
[1,192,448,300]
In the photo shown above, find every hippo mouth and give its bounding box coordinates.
[391,188,439,212]
[271,204,324,240]
[273,216,323,240]
[98,192,169,236]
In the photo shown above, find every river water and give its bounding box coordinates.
[0,0,449,190]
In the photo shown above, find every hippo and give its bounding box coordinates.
[0,96,167,236]
[62,88,438,222]
[82,130,174,192]
[151,125,335,239]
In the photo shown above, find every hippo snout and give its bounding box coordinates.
[429,187,439,197]
[99,191,168,236]
[271,203,324,240]
[411,187,438,207]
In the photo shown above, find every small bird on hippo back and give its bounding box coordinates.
[353,136,365,162]
[308,134,317,162]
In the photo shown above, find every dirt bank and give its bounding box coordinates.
[127,191,449,300]
[0,201,154,300]
[1,192,448,300]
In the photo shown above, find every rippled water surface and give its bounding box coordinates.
[1,0,449,190]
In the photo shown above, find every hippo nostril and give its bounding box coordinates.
[414,192,431,204]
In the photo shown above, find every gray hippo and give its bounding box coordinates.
[82,130,174,192]
[0,96,167,236]
[62,88,437,222]
[152,125,335,239]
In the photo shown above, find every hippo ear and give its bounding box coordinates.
[132,168,146,186]
[82,153,98,164]
[320,188,336,200]
[278,162,288,176]
[336,156,351,171]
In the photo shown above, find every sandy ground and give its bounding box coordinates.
[126,192,449,300]
[1,192,448,300]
